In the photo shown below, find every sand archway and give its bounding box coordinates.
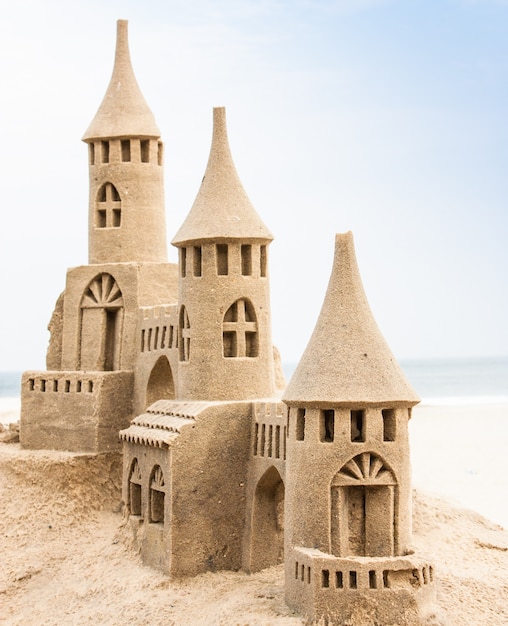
[250,466,284,572]
[145,356,175,408]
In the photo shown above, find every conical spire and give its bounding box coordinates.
[82,20,160,141]
[284,232,419,406]
[172,107,273,246]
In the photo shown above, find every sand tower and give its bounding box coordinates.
[171,107,275,401]
[20,20,178,452]
[283,233,436,625]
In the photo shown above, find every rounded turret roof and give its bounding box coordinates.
[283,232,419,407]
[82,20,160,141]
[172,107,273,246]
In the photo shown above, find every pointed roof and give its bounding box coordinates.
[82,20,160,141]
[283,232,419,407]
[172,107,273,246]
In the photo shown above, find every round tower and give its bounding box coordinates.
[82,20,167,264]
[282,233,433,625]
[171,107,275,401]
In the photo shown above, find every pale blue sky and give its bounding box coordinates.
[0,0,507,370]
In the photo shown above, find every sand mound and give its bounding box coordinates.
[1,443,507,626]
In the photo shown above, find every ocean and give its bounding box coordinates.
[1,356,507,401]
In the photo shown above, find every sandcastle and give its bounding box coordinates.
[19,20,437,625]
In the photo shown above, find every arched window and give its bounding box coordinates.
[149,465,165,524]
[80,273,123,371]
[222,299,258,358]
[178,306,190,362]
[330,453,396,558]
[95,182,121,228]
[129,458,142,517]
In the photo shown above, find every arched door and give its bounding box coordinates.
[146,356,175,408]
[250,466,284,572]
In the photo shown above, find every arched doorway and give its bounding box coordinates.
[330,452,397,558]
[146,356,175,408]
[250,466,284,572]
[80,273,123,370]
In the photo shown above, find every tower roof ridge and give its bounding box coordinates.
[82,19,160,141]
[283,232,419,406]
[172,107,273,246]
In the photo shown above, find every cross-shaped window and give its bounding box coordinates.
[96,182,122,228]
[223,299,258,358]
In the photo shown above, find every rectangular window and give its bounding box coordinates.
[241,244,252,275]
[253,423,259,456]
[193,246,202,277]
[296,408,306,441]
[320,409,334,442]
[87,381,94,393]
[121,139,131,162]
[141,329,146,352]
[260,245,267,277]
[382,408,396,441]
[268,425,273,457]
[180,248,187,278]
[77,380,82,392]
[140,140,150,163]
[349,571,357,589]
[169,325,174,348]
[89,143,95,165]
[336,571,344,589]
[322,570,330,588]
[154,327,160,350]
[40,379,46,392]
[260,424,266,457]
[101,140,109,163]
[383,570,390,588]
[148,328,153,351]
[351,410,365,442]
[369,570,377,589]
[28,378,35,391]
[52,379,58,392]
[157,141,163,166]
[216,244,228,275]
[65,380,71,393]
[275,425,280,458]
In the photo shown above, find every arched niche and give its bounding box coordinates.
[146,356,175,408]
[250,466,284,572]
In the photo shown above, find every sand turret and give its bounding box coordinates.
[284,231,419,407]
[172,107,275,400]
[83,20,167,264]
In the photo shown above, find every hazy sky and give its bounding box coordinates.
[1,0,507,371]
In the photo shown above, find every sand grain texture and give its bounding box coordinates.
[1,442,507,626]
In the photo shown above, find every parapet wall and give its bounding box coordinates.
[20,370,134,452]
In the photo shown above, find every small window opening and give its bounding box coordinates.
[320,409,335,442]
[253,423,259,456]
[296,408,306,441]
[112,208,121,227]
[193,246,202,277]
[322,570,330,588]
[349,571,357,589]
[295,562,299,580]
[241,244,252,275]
[101,140,109,163]
[40,379,46,392]
[336,571,344,589]
[28,378,35,391]
[88,381,94,393]
[130,482,141,516]
[275,425,280,458]
[77,380,82,392]
[53,379,58,392]
[180,248,187,278]
[169,325,174,348]
[149,466,165,524]
[307,567,311,584]
[301,564,305,581]
[382,408,396,441]
[97,209,107,228]
[268,425,273,457]
[260,245,267,277]
[369,570,377,589]
[383,570,390,588]
[121,139,131,162]
[429,566,434,582]
[161,326,167,349]
[141,329,146,352]
[65,380,71,392]
[260,424,266,457]
[140,140,150,163]
[351,410,365,442]
[157,141,163,166]
[216,244,228,275]
[223,331,237,357]
[89,143,95,165]
[154,326,160,350]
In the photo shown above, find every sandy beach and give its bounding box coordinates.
[1,400,507,625]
